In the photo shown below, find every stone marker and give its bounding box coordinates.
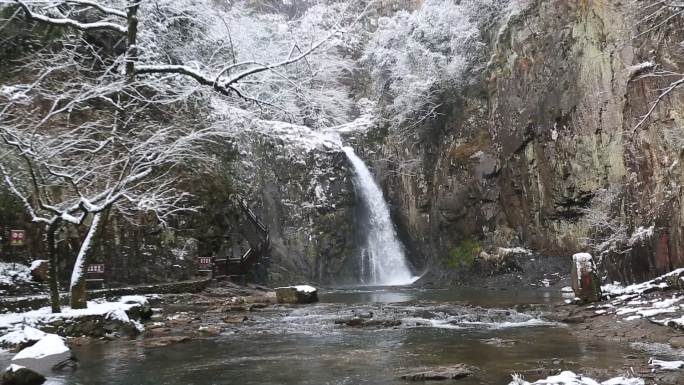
[274,285,318,304]
[570,253,602,303]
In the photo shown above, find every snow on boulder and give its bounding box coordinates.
[2,364,46,385]
[509,371,644,385]
[29,261,48,283]
[571,253,601,303]
[275,285,318,304]
[11,334,72,376]
[119,296,152,320]
[0,327,46,350]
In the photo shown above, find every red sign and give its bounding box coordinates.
[198,257,212,271]
[10,230,25,246]
[87,264,105,274]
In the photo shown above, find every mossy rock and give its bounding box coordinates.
[444,239,482,270]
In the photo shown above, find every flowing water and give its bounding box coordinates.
[0,287,644,385]
[342,147,417,286]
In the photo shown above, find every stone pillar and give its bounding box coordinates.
[571,253,602,303]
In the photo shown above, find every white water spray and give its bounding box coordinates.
[342,146,418,286]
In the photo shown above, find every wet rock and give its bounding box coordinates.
[2,364,45,385]
[562,315,587,324]
[223,316,248,324]
[11,335,72,377]
[274,285,318,304]
[480,338,518,347]
[570,253,601,303]
[400,364,474,381]
[197,325,222,336]
[248,303,269,310]
[668,336,684,349]
[29,261,49,283]
[139,336,191,348]
[334,318,401,328]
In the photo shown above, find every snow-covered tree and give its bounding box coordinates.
[632,0,684,132]
[361,0,506,130]
[1,0,363,310]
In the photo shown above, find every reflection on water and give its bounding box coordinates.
[0,287,638,385]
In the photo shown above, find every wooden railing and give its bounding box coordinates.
[224,196,270,276]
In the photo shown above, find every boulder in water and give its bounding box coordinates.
[401,364,475,381]
[570,253,601,303]
[2,364,45,385]
[274,285,318,304]
[11,334,72,377]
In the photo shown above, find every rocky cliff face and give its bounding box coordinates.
[362,0,684,283]
[229,123,357,286]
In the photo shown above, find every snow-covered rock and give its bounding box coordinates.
[649,358,684,370]
[11,334,72,376]
[274,285,319,304]
[0,297,149,338]
[1,364,46,385]
[509,371,644,385]
[0,327,46,350]
[28,260,49,283]
[601,268,684,297]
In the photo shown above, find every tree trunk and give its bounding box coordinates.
[46,220,61,313]
[69,213,103,309]
[125,0,139,79]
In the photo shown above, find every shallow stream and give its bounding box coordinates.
[1,287,640,384]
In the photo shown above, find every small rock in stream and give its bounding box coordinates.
[223,316,248,324]
[139,336,191,348]
[400,364,475,381]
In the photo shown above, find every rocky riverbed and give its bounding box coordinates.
[2,266,684,384]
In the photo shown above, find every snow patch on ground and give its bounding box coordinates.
[509,371,644,385]
[649,358,684,370]
[601,268,684,296]
[0,263,33,287]
[0,297,149,340]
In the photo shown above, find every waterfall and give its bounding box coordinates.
[342,146,418,286]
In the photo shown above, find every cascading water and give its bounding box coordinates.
[342,146,418,286]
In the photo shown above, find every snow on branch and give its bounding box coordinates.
[633,76,684,134]
[14,0,126,33]
[64,0,127,18]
